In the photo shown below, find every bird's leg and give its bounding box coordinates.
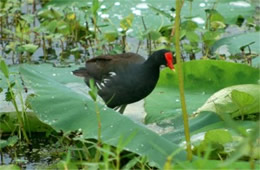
[118,104,127,114]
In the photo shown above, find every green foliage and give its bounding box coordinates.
[193,129,233,158]
[182,20,198,32]
[0,0,259,168]
[1,0,258,63]
[0,59,30,142]
[104,31,118,42]
[202,30,222,48]
[172,159,260,169]
[205,129,233,145]
[47,0,255,33]
[20,44,39,54]
[0,165,20,170]
[5,82,15,102]
[120,14,134,31]
[0,58,9,78]
[0,111,53,133]
[91,0,100,16]
[0,136,18,149]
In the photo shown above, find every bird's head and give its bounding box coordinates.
[150,49,175,70]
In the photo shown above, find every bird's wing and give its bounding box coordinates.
[85,52,145,81]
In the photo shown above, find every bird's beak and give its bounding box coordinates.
[164,52,175,71]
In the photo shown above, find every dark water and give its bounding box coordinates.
[1,133,60,169]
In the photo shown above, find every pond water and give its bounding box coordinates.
[1,133,59,169]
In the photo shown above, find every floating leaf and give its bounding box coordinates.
[19,64,187,168]
[212,32,260,55]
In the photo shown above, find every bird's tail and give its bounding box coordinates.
[72,68,88,77]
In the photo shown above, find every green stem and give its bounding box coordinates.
[95,102,101,145]
[94,101,102,161]
[93,16,99,46]
[249,142,255,170]
[7,80,30,143]
[189,0,192,17]
[116,148,120,170]
[42,35,47,62]
[174,0,192,160]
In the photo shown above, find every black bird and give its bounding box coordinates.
[73,49,175,113]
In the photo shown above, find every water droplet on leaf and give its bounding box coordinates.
[136,3,148,9]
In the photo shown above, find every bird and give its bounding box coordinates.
[73,49,175,113]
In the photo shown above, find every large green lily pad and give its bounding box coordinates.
[144,60,259,124]
[212,32,260,55]
[19,64,187,168]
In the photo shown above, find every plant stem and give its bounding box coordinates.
[7,80,30,143]
[174,0,192,160]
[136,40,141,53]
[42,34,47,61]
[94,101,102,161]
[95,102,101,145]
[93,17,99,45]
[116,148,120,170]
[122,34,126,53]
[141,17,151,55]
[249,142,255,170]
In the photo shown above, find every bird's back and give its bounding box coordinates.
[73,52,145,82]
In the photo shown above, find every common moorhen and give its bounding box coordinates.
[73,49,175,113]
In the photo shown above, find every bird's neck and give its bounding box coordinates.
[141,58,160,81]
[143,56,160,71]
